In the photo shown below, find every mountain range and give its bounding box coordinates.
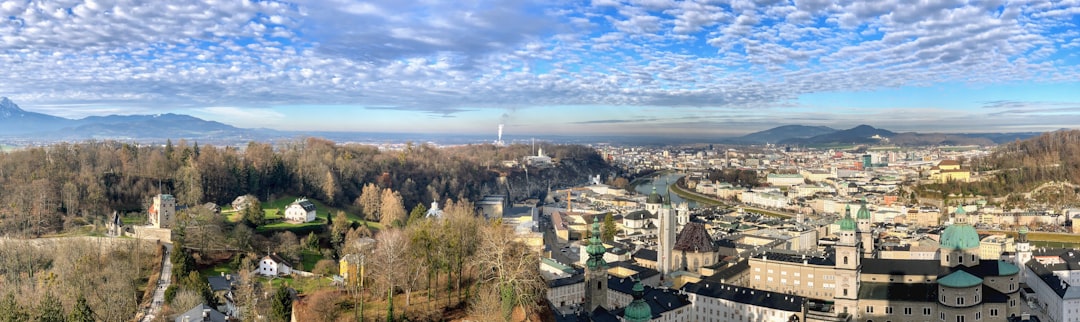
[0,97,260,142]
[0,97,1053,146]
[735,124,1044,146]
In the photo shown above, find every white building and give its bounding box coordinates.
[682,280,805,322]
[1025,249,1080,322]
[283,198,317,223]
[257,254,292,276]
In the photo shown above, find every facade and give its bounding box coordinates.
[683,280,805,322]
[283,198,317,223]
[257,254,292,276]
[149,194,176,228]
[766,173,805,187]
[1024,248,1080,322]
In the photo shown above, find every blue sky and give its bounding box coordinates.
[1,0,1079,136]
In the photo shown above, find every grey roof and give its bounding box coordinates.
[206,274,239,292]
[862,258,941,276]
[293,199,316,212]
[633,248,657,262]
[673,222,716,253]
[174,304,227,322]
[624,210,654,221]
[858,282,937,302]
[682,280,804,313]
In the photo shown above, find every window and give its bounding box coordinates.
[956,297,964,305]
[597,281,601,290]
[885,307,893,314]
[924,308,931,316]
[866,306,874,313]
[844,256,848,265]
[976,312,981,320]
[990,309,998,316]
[971,254,976,262]
[844,289,848,296]
[959,255,963,264]
[956,315,965,322]
[904,307,912,315]
[940,312,945,321]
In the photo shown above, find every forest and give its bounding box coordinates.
[918,130,1080,206]
[0,138,613,237]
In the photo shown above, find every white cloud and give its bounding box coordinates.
[0,0,1075,130]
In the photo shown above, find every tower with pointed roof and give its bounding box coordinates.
[856,201,874,257]
[1015,226,1031,280]
[645,186,663,215]
[583,217,609,314]
[834,205,860,317]
[657,189,676,276]
[623,278,652,322]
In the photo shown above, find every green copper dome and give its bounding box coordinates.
[938,270,983,288]
[1019,226,1029,235]
[623,279,651,322]
[955,206,966,215]
[585,217,607,269]
[856,203,871,220]
[838,213,856,231]
[940,224,980,250]
[646,187,663,204]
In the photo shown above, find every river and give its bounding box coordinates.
[633,172,698,209]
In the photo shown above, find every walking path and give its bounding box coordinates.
[140,243,174,322]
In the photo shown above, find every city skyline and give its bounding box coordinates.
[1,0,1079,136]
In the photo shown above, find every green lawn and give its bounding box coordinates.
[199,264,234,280]
[256,217,328,234]
[299,250,323,271]
[260,275,334,294]
[226,194,382,234]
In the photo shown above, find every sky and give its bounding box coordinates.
[1,0,1079,137]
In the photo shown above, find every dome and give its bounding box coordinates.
[938,270,983,288]
[954,206,966,215]
[856,203,871,220]
[838,214,856,231]
[1019,226,1029,235]
[646,187,663,204]
[623,280,652,322]
[940,224,980,250]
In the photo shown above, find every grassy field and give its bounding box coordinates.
[221,194,382,234]
[979,230,1080,247]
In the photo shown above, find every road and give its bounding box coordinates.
[140,243,174,322]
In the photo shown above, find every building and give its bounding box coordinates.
[583,217,609,314]
[670,222,718,274]
[257,254,293,277]
[174,304,227,322]
[682,280,805,322]
[1024,248,1080,322]
[149,194,176,228]
[766,173,805,187]
[283,198,317,223]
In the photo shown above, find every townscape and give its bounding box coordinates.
[2,126,1080,322]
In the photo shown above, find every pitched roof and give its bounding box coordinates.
[938,270,983,288]
[173,304,227,322]
[673,222,716,253]
[682,280,804,312]
[264,254,292,267]
[292,198,317,212]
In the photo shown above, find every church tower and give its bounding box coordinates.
[623,278,652,322]
[834,206,861,317]
[1016,226,1032,281]
[856,201,874,257]
[645,187,662,215]
[583,217,609,314]
[657,194,676,276]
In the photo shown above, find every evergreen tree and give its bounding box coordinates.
[408,203,428,225]
[68,295,95,322]
[0,293,29,322]
[271,286,293,322]
[602,212,617,242]
[35,292,64,322]
[241,196,265,227]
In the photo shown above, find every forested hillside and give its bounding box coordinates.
[0,138,612,236]
[919,130,1080,202]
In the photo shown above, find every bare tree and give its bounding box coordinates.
[379,189,406,228]
[473,224,545,321]
[369,229,410,308]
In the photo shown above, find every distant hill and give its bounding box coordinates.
[731,125,836,144]
[0,97,256,142]
[781,125,895,145]
[0,97,74,135]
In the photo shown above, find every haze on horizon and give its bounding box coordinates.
[1,0,1079,137]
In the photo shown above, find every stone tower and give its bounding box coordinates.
[583,217,609,314]
[834,205,861,317]
[149,194,176,228]
[657,195,676,276]
[856,201,874,257]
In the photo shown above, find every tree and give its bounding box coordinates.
[68,295,95,322]
[312,259,337,276]
[35,292,64,322]
[170,289,204,315]
[472,224,544,320]
[330,211,351,247]
[602,212,617,242]
[356,183,382,221]
[408,203,428,226]
[380,189,407,228]
[271,286,293,322]
[0,293,28,322]
[241,195,265,227]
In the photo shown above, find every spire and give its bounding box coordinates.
[838,207,856,231]
[585,217,607,270]
[663,180,673,208]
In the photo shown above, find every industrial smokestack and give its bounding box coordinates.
[498,124,504,143]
